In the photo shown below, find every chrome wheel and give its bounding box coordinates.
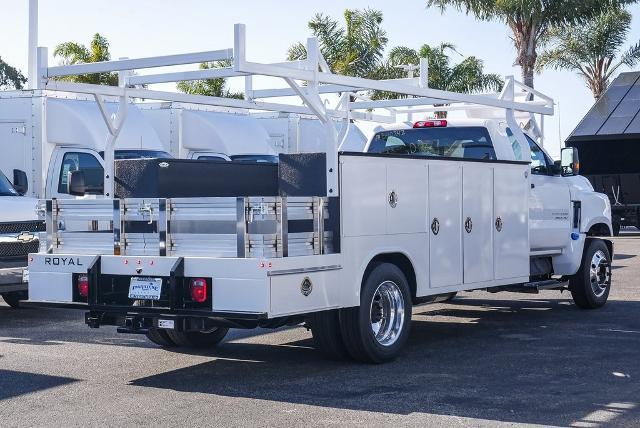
[590,250,610,298]
[369,280,405,347]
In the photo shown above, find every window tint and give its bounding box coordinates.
[0,170,18,196]
[58,152,104,194]
[198,155,229,161]
[368,127,496,160]
[98,150,173,160]
[230,155,279,163]
[506,128,551,175]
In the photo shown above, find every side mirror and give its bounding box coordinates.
[68,170,87,196]
[551,160,562,176]
[561,147,580,176]
[12,169,28,195]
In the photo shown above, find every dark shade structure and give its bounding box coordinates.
[566,71,640,234]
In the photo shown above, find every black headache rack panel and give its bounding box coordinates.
[114,153,327,198]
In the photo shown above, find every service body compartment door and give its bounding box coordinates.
[463,164,494,283]
[386,159,427,234]
[429,162,462,288]
[494,165,529,280]
[340,156,387,237]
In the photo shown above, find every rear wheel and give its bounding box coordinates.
[308,310,348,360]
[166,327,229,348]
[442,292,457,302]
[1,291,27,309]
[339,263,412,363]
[570,240,611,309]
[146,328,177,347]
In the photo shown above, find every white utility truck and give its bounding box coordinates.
[0,168,42,308]
[26,25,613,363]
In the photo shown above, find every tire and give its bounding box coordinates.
[443,292,457,302]
[1,291,27,309]
[339,262,412,364]
[166,327,229,348]
[146,328,177,348]
[570,239,611,309]
[612,221,621,236]
[308,310,348,360]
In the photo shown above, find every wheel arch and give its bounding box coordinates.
[586,221,612,237]
[362,252,417,302]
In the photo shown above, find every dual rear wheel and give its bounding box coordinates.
[145,327,229,348]
[309,263,412,363]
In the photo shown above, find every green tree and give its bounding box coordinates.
[176,59,243,99]
[427,0,636,88]
[538,7,640,100]
[0,58,26,90]
[372,43,502,100]
[53,33,118,85]
[287,8,388,78]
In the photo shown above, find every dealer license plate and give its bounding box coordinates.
[128,277,163,300]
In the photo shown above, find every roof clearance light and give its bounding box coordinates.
[413,120,447,128]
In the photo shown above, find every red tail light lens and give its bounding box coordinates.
[413,120,447,128]
[77,274,89,298]
[189,278,207,303]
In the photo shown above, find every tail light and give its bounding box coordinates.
[77,274,89,298]
[189,278,208,303]
[413,120,447,128]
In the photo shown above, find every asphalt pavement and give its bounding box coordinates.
[1,232,639,427]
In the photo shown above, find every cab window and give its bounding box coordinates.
[58,152,104,194]
[368,127,496,160]
[506,128,552,175]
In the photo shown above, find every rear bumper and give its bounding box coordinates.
[27,252,344,319]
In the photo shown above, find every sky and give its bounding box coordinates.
[1,0,640,158]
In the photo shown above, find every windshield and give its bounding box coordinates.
[0,170,19,196]
[368,127,496,160]
[230,155,279,163]
[99,150,173,160]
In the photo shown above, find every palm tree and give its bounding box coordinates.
[287,9,388,78]
[426,0,636,89]
[53,33,118,85]
[371,43,502,101]
[538,7,640,100]
[0,57,26,89]
[176,59,243,99]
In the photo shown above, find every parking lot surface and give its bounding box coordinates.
[1,233,639,427]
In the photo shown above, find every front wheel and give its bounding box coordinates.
[166,327,229,348]
[1,291,28,309]
[339,263,412,363]
[570,240,611,309]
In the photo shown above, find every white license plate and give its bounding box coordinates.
[22,269,29,283]
[158,319,175,329]
[128,277,163,300]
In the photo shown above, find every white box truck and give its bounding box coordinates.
[25,24,613,363]
[140,104,279,162]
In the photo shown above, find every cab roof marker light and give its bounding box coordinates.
[413,120,447,128]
